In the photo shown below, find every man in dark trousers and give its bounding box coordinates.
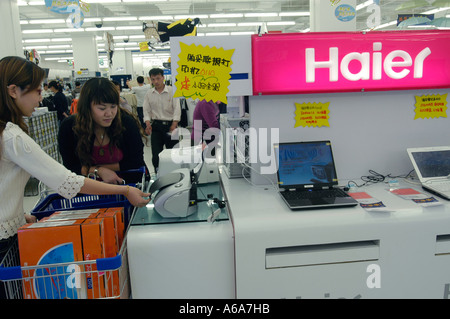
[143,68,181,172]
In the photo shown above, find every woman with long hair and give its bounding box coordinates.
[58,77,148,184]
[0,57,150,279]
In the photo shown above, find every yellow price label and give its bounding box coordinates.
[294,102,330,128]
[174,43,234,104]
[414,94,448,120]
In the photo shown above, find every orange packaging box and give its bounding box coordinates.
[45,208,108,221]
[96,209,125,298]
[81,218,106,299]
[18,219,85,299]
[96,212,119,258]
[106,207,125,248]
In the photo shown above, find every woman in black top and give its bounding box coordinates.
[48,80,69,122]
[58,77,148,184]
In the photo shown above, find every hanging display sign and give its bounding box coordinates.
[252,30,450,95]
[174,42,234,104]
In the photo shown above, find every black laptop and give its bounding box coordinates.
[274,140,358,210]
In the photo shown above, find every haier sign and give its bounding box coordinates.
[252,30,450,95]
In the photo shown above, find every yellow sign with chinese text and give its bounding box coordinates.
[414,94,448,120]
[174,43,234,104]
[294,102,330,128]
[139,42,149,52]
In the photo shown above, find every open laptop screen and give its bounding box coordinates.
[410,150,450,178]
[276,141,338,188]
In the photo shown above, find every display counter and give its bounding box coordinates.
[220,172,450,298]
[127,181,235,298]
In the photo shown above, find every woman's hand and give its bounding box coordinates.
[125,186,151,207]
[97,167,124,184]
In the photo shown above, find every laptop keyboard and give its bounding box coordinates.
[282,188,348,200]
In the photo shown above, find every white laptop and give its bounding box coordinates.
[407,146,450,200]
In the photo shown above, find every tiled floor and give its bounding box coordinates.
[23,140,154,214]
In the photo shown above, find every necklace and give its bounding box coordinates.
[95,129,106,156]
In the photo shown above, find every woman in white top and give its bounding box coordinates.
[0,56,150,253]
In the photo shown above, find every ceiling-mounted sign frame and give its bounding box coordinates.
[251,30,450,95]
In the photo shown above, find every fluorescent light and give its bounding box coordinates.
[116,42,139,46]
[238,22,263,27]
[83,0,121,3]
[23,29,53,34]
[123,0,167,2]
[54,28,85,32]
[51,38,72,42]
[356,0,374,11]
[139,16,173,20]
[116,26,142,30]
[84,18,102,23]
[279,12,310,17]
[174,15,209,19]
[374,20,397,30]
[47,45,71,49]
[244,13,278,18]
[209,13,244,18]
[24,46,47,49]
[24,38,50,43]
[421,7,450,14]
[208,23,237,27]
[129,35,146,39]
[205,32,230,36]
[20,21,29,24]
[29,19,66,24]
[103,17,138,22]
[267,21,296,26]
[28,1,45,5]
[230,31,255,35]
[85,27,115,31]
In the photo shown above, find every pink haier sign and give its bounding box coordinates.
[252,30,450,95]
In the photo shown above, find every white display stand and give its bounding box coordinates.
[127,182,235,299]
[220,173,450,298]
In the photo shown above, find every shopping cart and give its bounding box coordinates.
[32,166,148,226]
[0,167,149,299]
[0,234,130,299]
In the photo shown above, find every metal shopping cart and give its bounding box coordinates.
[0,167,148,299]
[0,234,130,299]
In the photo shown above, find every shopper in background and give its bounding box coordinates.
[58,77,148,184]
[42,83,52,98]
[143,68,181,172]
[111,80,132,113]
[48,80,69,123]
[72,81,82,99]
[0,56,150,296]
[191,99,221,157]
[126,76,149,130]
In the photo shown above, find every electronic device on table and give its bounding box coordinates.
[274,140,358,210]
[407,146,450,200]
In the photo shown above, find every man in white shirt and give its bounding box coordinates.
[143,68,181,172]
[127,76,149,129]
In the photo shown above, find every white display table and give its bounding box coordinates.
[127,182,235,299]
[220,174,450,299]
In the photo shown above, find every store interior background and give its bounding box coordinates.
[15,0,450,210]
[16,0,450,80]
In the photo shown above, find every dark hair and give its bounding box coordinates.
[75,81,81,86]
[0,56,45,135]
[73,77,122,169]
[137,76,144,84]
[48,80,62,92]
[149,68,164,77]
[111,80,121,91]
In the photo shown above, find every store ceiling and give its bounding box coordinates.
[17,0,450,61]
